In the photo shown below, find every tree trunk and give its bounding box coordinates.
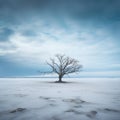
[58,75,62,82]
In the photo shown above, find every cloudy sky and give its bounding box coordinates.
[0,0,120,77]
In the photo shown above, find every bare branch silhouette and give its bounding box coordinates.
[47,54,83,82]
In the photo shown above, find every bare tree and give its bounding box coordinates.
[47,54,82,82]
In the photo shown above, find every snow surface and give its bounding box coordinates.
[0,78,120,120]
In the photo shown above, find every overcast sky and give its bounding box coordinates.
[0,0,120,77]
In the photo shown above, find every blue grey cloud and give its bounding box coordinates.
[0,0,119,40]
[0,0,120,23]
[0,28,14,41]
[21,30,37,37]
[0,0,120,77]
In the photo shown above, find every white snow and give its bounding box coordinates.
[0,78,120,120]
